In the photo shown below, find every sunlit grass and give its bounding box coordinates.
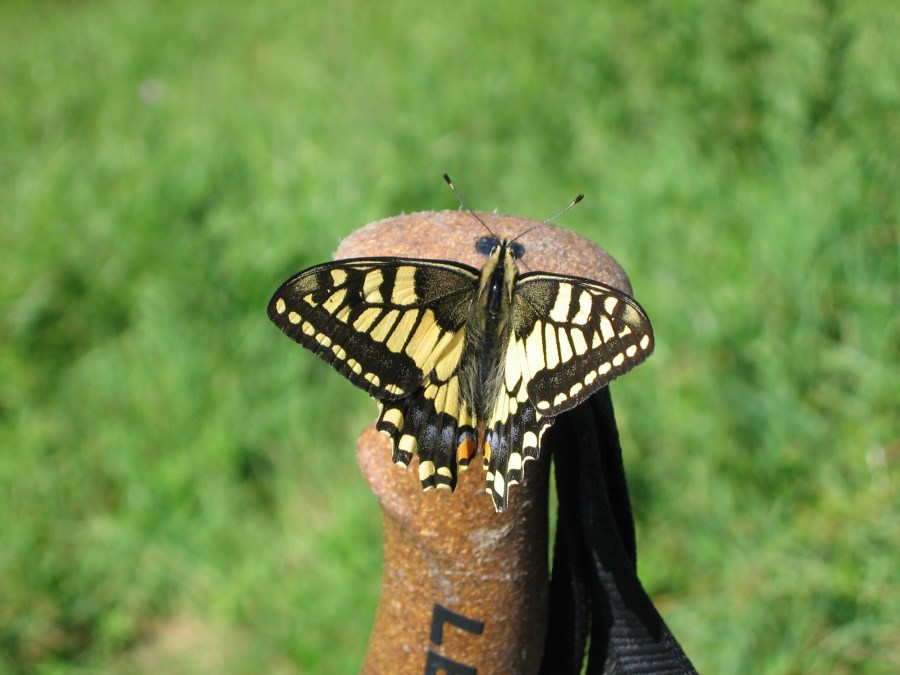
[1,0,897,672]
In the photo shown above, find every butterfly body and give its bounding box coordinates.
[268,232,653,510]
[460,238,517,434]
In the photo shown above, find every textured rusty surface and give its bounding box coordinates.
[335,210,631,674]
[335,210,632,294]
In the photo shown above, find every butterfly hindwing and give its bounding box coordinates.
[374,316,479,488]
[481,388,549,510]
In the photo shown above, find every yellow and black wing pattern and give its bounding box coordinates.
[478,273,654,506]
[267,257,483,485]
[268,251,654,511]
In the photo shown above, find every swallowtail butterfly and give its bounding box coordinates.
[268,177,654,510]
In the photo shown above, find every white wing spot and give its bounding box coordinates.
[363,270,384,303]
[391,267,418,305]
[353,307,382,332]
[385,310,418,353]
[370,309,400,343]
[444,377,461,416]
[505,339,523,391]
[381,406,403,429]
[544,323,559,368]
[323,288,347,313]
[599,316,615,342]
[420,330,455,375]
[569,382,583,397]
[612,353,625,367]
[626,345,638,357]
[525,322,545,372]
[572,290,592,325]
[570,328,588,355]
[275,298,286,314]
[557,327,574,363]
[418,460,435,481]
[434,330,465,381]
[493,472,506,498]
[549,284,573,322]
[288,311,301,324]
[330,269,348,286]
[515,383,529,403]
[599,362,612,375]
[640,335,651,350]
[603,296,619,314]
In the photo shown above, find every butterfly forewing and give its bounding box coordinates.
[267,258,478,399]
[511,273,654,416]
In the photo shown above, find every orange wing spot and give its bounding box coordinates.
[456,437,476,465]
[483,440,492,463]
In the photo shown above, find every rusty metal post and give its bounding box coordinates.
[334,210,634,674]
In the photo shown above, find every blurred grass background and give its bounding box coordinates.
[1,0,897,672]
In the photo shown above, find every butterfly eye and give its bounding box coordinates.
[509,242,526,260]
[475,237,500,256]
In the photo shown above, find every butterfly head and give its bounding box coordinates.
[473,238,521,322]
[444,173,582,270]
[475,236,526,261]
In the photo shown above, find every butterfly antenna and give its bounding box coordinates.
[443,173,498,239]
[509,192,584,244]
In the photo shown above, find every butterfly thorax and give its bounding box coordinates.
[459,239,519,426]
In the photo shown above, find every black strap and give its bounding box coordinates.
[540,388,698,674]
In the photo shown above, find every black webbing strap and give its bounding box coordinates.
[539,388,698,674]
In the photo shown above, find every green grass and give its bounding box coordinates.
[1,0,897,672]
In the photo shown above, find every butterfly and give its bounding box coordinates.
[267,177,654,510]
